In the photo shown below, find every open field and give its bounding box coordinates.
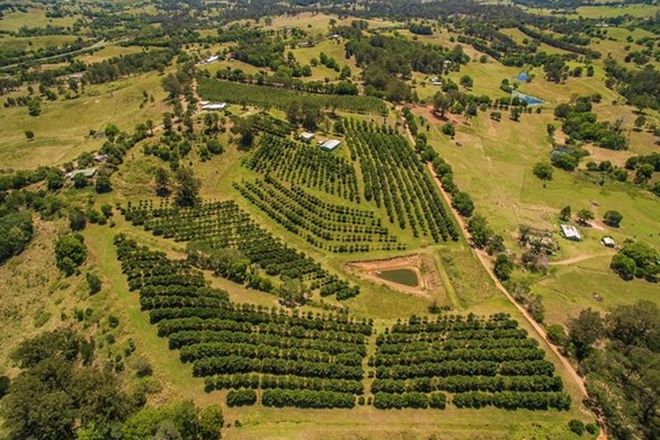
[76,44,147,64]
[389,28,490,61]
[0,70,170,169]
[0,7,79,32]
[292,38,360,81]
[500,27,573,56]
[263,12,401,36]
[591,26,658,66]
[414,106,659,326]
[0,34,83,51]
[574,4,659,19]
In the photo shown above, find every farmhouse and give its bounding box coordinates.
[299,132,315,142]
[202,102,228,111]
[560,224,582,241]
[320,139,341,151]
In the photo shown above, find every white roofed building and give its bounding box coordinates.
[320,139,341,151]
[66,167,97,179]
[202,102,227,111]
[601,236,616,248]
[560,224,582,241]
[300,132,315,142]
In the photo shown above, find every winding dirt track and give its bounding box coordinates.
[425,161,587,395]
[549,252,614,266]
[419,145,607,439]
[398,113,607,437]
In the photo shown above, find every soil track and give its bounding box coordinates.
[550,252,614,266]
[400,115,607,438]
[423,163,608,440]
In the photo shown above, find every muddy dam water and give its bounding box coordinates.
[377,268,419,287]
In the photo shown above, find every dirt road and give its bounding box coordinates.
[399,115,605,435]
[550,252,614,266]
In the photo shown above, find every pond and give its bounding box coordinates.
[377,268,419,287]
[512,90,544,106]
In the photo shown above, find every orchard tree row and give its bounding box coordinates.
[114,235,371,408]
[370,314,570,411]
[246,135,360,202]
[122,199,360,302]
[343,119,459,243]
[235,177,403,253]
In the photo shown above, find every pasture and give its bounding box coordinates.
[414,106,659,326]
[76,44,147,64]
[574,4,659,19]
[0,7,79,32]
[0,70,170,169]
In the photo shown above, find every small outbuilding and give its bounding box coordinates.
[202,102,227,111]
[560,224,582,241]
[299,132,315,142]
[203,55,220,64]
[66,167,97,179]
[431,77,442,86]
[320,139,341,151]
[601,236,616,248]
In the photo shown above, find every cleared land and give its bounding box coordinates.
[0,8,79,32]
[0,70,169,169]
[414,105,659,326]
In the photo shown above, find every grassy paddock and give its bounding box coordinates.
[0,34,83,51]
[415,106,659,327]
[0,70,169,169]
[574,4,659,19]
[0,7,79,32]
[76,44,147,64]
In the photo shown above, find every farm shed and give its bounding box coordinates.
[320,139,341,151]
[299,132,315,142]
[66,168,97,179]
[560,224,582,241]
[202,102,227,111]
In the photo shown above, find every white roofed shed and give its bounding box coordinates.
[320,139,341,151]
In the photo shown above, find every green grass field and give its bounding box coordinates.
[292,38,359,81]
[0,34,83,51]
[0,70,170,169]
[500,27,573,56]
[263,12,401,37]
[413,105,659,327]
[76,44,147,64]
[0,7,79,32]
[574,4,659,19]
